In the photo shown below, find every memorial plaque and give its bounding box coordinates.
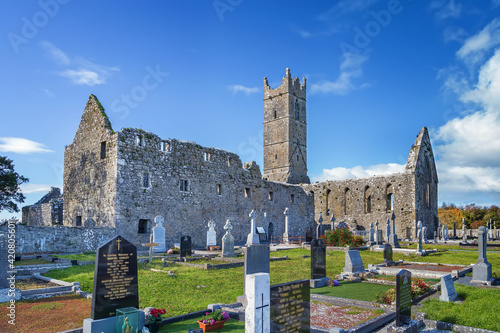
[244,244,270,276]
[91,235,138,320]
[395,269,412,326]
[311,238,326,279]
[270,279,310,333]
[180,235,192,257]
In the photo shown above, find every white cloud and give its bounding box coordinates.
[20,184,55,194]
[0,137,53,154]
[311,53,369,94]
[227,85,259,96]
[312,163,405,183]
[60,69,105,86]
[443,27,468,43]
[457,20,500,61]
[40,41,118,86]
[430,0,462,20]
[40,41,70,65]
[42,88,55,97]
[318,0,379,21]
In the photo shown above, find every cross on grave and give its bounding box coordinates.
[256,293,269,333]
[116,238,122,251]
[142,235,159,263]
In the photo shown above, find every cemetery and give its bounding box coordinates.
[1,221,500,333]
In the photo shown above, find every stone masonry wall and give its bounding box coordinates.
[114,128,315,249]
[0,225,116,254]
[63,95,118,228]
[22,187,63,226]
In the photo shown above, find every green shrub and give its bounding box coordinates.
[322,228,365,247]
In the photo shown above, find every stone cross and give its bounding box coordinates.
[375,220,380,244]
[386,219,391,243]
[417,221,423,254]
[283,208,290,244]
[368,222,375,245]
[391,210,396,234]
[422,226,428,243]
[316,213,323,238]
[472,226,492,283]
[441,225,445,242]
[462,218,467,243]
[445,225,449,240]
[330,212,336,230]
[453,222,457,238]
[389,211,400,247]
[142,234,159,263]
[247,210,260,245]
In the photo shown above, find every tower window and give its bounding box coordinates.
[204,152,211,162]
[245,188,251,198]
[143,173,150,188]
[227,158,231,166]
[136,135,143,147]
[161,141,170,152]
[274,110,277,119]
[76,216,82,226]
[275,154,277,160]
[295,100,300,119]
[296,155,299,161]
[217,184,222,196]
[291,194,295,203]
[269,191,274,201]
[100,142,106,159]
[138,219,149,234]
[180,179,189,192]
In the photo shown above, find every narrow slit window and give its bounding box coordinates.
[161,141,170,152]
[136,135,143,147]
[100,141,106,159]
[217,184,222,196]
[76,216,82,226]
[269,192,273,201]
[245,188,251,198]
[143,173,149,188]
[180,179,189,192]
[291,194,295,203]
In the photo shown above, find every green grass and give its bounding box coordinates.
[312,281,393,302]
[56,253,96,261]
[420,284,500,331]
[14,258,51,266]
[158,318,244,332]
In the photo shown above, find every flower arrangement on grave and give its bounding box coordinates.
[377,279,431,304]
[322,228,365,248]
[145,307,166,324]
[200,309,229,325]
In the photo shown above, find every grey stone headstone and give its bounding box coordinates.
[439,274,458,302]
[395,269,412,326]
[343,250,364,274]
[311,239,326,279]
[222,220,236,257]
[472,226,492,282]
[244,244,270,276]
[206,220,217,248]
[0,233,8,289]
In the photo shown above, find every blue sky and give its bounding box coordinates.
[1,0,500,220]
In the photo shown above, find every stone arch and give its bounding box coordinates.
[386,183,393,212]
[325,189,331,215]
[364,186,372,214]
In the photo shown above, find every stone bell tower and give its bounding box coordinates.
[263,68,310,184]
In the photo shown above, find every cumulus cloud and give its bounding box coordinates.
[435,22,500,200]
[40,41,118,86]
[227,85,259,96]
[0,137,53,154]
[311,52,370,95]
[457,19,500,62]
[20,184,55,194]
[312,163,405,183]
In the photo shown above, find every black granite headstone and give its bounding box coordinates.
[91,235,138,320]
[180,235,192,257]
[244,244,270,276]
[305,227,313,242]
[311,238,326,279]
[395,269,412,326]
[383,243,393,262]
[270,279,310,333]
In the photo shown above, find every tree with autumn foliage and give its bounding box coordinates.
[439,203,500,229]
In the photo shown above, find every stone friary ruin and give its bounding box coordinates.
[22,68,438,250]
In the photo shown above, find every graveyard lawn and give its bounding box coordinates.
[310,302,385,330]
[312,281,394,302]
[14,258,51,266]
[16,277,60,290]
[0,294,91,333]
[55,252,96,261]
[420,284,500,332]
[158,318,245,332]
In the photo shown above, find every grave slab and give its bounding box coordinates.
[342,250,365,274]
[439,274,458,302]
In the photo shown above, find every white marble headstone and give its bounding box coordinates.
[245,273,270,333]
[153,215,167,253]
[206,220,217,247]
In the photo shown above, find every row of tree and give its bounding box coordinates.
[438,203,500,229]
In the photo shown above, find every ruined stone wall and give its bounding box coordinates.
[0,225,116,254]
[22,187,63,226]
[302,172,415,236]
[63,95,118,228]
[115,128,315,249]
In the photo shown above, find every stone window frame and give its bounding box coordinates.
[269,191,274,201]
[386,184,394,212]
[295,99,300,120]
[274,109,277,119]
[138,219,149,234]
[136,135,143,147]
[325,189,331,216]
[364,186,372,214]
[180,179,190,192]
[160,141,170,152]
[227,157,232,166]
[203,151,211,162]
[245,188,251,198]
[76,215,82,226]
[143,172,150,188]
[290,193,295,203]
[100,141,106,159]
[217,184,222,196]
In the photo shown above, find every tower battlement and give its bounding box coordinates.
[264,68,306,100]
